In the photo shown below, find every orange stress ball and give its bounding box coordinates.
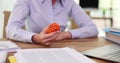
[46,23,60,34]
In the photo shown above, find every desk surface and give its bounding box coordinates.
[4,37,114,63]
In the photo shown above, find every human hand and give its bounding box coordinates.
[55,31,72,41]
[32,31,58,46]
[32,23,60,46]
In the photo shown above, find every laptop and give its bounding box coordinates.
[82,40,120,63]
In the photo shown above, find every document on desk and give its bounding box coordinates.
[0,41,20,52]
[15,47,96,63]
[0,51,8,63]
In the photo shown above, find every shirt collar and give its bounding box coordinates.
[40,0,65,7]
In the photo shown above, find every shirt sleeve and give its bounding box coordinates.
[5,0,36,43]
[69,2,98,38]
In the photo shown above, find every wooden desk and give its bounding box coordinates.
[5,37,114,63]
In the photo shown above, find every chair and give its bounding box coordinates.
[71,19,78,29]
[3,11,11,39]
[3,11,27,39]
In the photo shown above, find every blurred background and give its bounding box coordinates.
[0,0,120,38]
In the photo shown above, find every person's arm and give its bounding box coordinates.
[69,1,98,38]
[6,0,36,43]
[54,31,72,41]
[32,28,58,46]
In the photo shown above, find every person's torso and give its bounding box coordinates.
[26,0,74,33]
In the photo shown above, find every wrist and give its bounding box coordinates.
[32,34,41,44]
[64,32,72,39]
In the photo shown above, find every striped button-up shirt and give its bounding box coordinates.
[6,0,98,43]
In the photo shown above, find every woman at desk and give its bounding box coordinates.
[6,0,98,46]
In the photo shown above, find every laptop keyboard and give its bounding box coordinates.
[102,50,120,62]
[82,44,120,63]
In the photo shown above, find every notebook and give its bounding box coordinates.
[109,27,120,33]
[104,28,120,44]
[82,43,120,63]
[0,41,20,52]
[14,47,96,63]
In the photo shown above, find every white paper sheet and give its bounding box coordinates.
[0,51,7,63]
[0,41,20,52]
[15,47,96,63]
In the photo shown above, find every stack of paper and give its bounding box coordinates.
[0,41,20,52]
[14,47,96,63]
[0,51,8,63]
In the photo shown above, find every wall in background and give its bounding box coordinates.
[100,0,120,27]
[0,0,2,38]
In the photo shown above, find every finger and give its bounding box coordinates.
[43,27,48,33]
[39,42,51,46]
[43,32,58,39]
[38,36,55,46]
[40,40,54,46]
[44,42,52,46]
[43,34,57,43]
[42,34,58,46]
[39,26,49,34]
